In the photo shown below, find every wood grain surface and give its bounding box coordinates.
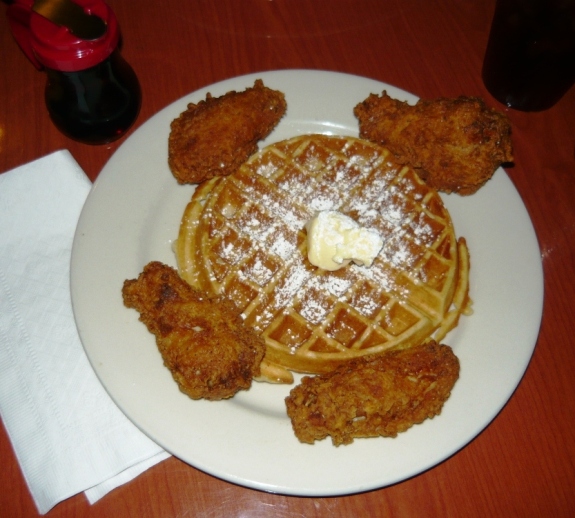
[1,1,574,516]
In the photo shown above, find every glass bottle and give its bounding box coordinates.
[482,0,575,112]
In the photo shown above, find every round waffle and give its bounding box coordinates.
[176,134,471,383]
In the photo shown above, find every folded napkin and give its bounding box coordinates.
[0,151,170,515]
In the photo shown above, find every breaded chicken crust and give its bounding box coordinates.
[122,261,266,400]
[168,79,287,184]
[354,92,513,195]
[285,341,459,446]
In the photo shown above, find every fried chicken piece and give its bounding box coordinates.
[122,261,266,400]
[285,341,459,445]
[168,79,287,184]
[354,92,513,195]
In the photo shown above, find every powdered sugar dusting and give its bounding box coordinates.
[353,289,381,317]
[305,273,352,299]
[185,135,461,366]
[297,288,330,324]
[272,256,311,309]
[268,228,297,260]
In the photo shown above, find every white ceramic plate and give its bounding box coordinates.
[71,70,544,496]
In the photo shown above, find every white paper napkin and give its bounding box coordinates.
[0,151,170,515]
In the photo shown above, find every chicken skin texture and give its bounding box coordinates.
[122,261,266,400]
[168,79,287,184]
[285,341,460,446]
[354,92,513,195]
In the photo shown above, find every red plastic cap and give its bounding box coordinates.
[28,0,120,72]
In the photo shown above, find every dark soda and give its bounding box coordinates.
[482,0,575,111]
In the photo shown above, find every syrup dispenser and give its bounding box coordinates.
[6,0,141,144]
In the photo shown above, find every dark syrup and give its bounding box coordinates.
[45,50,141,144]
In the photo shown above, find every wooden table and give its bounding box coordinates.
[1,1,574,516]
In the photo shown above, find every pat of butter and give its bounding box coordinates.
[306,211,384,271]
